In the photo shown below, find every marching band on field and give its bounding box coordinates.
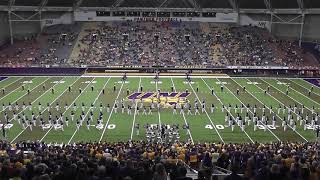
[0,75,319,138]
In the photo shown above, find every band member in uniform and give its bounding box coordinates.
[187,105,192,115]
[86,119,90,130]
[127,105,132,115]
[231,120,235,132]
[195,105,200,115]
[180,105,184,115]
[142,106,147,115]
[75,119,80,130]
[114,104,118,113]
[148,106,152,115]
[71,111,75,121]
[106,104,110,113]
[254,120,258,131]
[211,104,215,114]
[136,106,140,115]
[241,120,245,131]
[121,103,125,114]
[135,123,140,136]
[228,116,232,127]
[173,104,177,114]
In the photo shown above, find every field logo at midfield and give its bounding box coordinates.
[127,92,191,107]
[304,79,320,88]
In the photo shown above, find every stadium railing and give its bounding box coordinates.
[0,66,319,77]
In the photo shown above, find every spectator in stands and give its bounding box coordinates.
[174,166,192,180]
[224,164,243,180]
[153,163,168,180]
[0,22,318,68]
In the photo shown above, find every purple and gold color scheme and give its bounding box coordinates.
[127,92,191,107]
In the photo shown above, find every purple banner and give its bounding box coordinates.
[304,79,320,88]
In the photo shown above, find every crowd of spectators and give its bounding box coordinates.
[0,140,320,180]
[0,21,318,68]
[70,21,315,68]
[0,24,80,67]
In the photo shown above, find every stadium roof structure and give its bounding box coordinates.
[0,0,319,12]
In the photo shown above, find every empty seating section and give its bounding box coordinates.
[0,0,8,5]
[197,0,232,8]
[46,0,74,7]
[80,0,117,7]
[166,0,193,8]
[238,0,266,9]
[304,0,320,8]
[14,0,41,6]
[271,0,299,9]
[120,0,162,7]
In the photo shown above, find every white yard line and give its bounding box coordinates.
[10,77,73,142]
[0,77,23,100]
[288,79,320,97]
[301,79,320,92]
[201,78,254,143]
[170,77,194,144]
[130,77,142,140]
[226,78,282,141]
[1,77,49,113]
[39,77,93,142]
[67,78,110,144]
[276,79,320,106]
[247,78,308,142]
[155,80,162,131]
[99,81,124,142]
[234,78,308,142]
[261,79,315,113]
[187,80,225,143]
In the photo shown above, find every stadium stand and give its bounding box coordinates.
[1,0,320,179]
[0,140,320,180]
[0,0,319,69]
[0,21,317,68]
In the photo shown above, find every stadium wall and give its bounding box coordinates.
[303,14,320,41]
[8,11,41,40]
[0,12,9,46]
[74,11,238,23]
[41,12,73,28]
[239,14,271,31]
[241,13,320,41]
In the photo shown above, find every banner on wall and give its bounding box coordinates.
[74,11,238,23]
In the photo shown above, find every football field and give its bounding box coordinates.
[0,75,320,144]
